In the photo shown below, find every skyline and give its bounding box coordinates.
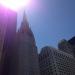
[17,0,75,52]
[0,2,75,75]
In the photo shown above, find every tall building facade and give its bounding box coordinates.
[0,5,8,60]
[15,13,40,75]
[39,46,75,75]
[0,5,17,75]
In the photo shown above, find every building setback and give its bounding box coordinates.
[39,46,75,75]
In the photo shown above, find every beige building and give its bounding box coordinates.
[39,46,75,75]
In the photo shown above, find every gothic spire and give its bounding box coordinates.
[22,11,29,28]
[17,11,36,45]
[19,11,30,32]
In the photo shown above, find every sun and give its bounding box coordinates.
[0,0,30,11]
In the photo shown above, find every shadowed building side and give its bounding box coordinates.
[0,5,8,74]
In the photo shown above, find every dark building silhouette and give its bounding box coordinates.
[68,36,75,57]
[68,36,75,45]
[0,5,17,75]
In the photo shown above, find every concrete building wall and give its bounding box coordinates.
[16,31,40,75]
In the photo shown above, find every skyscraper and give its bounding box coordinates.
[15,12,40,75]
[0,5,17,75]
[39,46,75,75]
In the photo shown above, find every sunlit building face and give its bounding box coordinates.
[0,0,30,11]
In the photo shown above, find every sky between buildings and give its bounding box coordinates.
[17,0,75,53]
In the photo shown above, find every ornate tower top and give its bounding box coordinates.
[22,11,29,27]
[17,11,36,46]
[19,11,30,32]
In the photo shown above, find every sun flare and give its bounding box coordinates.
[0,0,30,11]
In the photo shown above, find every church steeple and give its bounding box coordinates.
[17,11,36,46]
[16,11,40,75]
[22,11,29,27]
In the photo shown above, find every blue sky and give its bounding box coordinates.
[17,0,75,53]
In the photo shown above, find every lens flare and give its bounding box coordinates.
[0,0,30,11]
